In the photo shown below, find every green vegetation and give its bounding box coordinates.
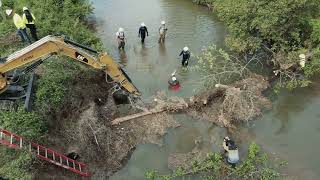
[145,143,285,180]
[0,151,33,180]
[0,0,102,179]
[192,45,249,89]
[195,0,320,91]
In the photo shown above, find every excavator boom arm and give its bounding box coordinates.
[0,35,140,96]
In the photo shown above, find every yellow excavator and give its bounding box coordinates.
[0,35,141,110]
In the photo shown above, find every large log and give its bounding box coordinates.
[111,86,227,125]
[111,108,165,125]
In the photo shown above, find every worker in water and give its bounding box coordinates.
[158,20,168,43]
[179,47,190,66]
[22,7,38,41]
[116,27,126,50]
[138,22,148,43]
[223,136,239,167]
[5,9,31,44]
[168,71,180,91]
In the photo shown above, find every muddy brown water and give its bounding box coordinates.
[92,0,320,179]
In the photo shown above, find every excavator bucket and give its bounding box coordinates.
[105,74,130,105]
[112,90,130,105]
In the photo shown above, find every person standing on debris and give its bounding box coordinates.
[158,20,167,43]
[179,47,190,66]
[138,22,148,43]
[223,136,239,167]
[5,9,31,44]
[116,27,126,50]
[22,7,38,41]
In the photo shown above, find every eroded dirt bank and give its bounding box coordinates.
[34,70,180,179]
[35,72,270,179]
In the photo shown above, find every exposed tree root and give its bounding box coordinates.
[111,74,271,128]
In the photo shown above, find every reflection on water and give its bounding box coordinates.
[111,115,227,180]
[249,83,320,179]
[118,50,128,66]
[92,0,320,179]
[158,43,167,57]
[92,0,225,98]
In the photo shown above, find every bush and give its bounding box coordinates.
[0,109,45,139]
[213,0,320,53]
[0,0,101,178]
[0,150,33,180]
[146,143,285,180]
[196,0,320,90]
[191,45,249,89]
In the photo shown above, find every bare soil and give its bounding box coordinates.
[34,70,179,179]
[33,72,271,179]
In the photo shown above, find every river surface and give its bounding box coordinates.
[91,0,320,179]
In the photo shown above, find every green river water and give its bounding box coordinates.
[91,0,320,179]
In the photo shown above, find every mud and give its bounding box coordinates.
[34,70,179,179]
[168,137,209,171]
[167,129,224,171]
[33,70,270,179]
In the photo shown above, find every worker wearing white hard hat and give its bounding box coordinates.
[179,47,190,66]
[158,20,168,43]
[116,27,126,50]
[138,22,148,43]
[299,53,306,68]
[223,136,239,167]
[6,9,31,44]
[168,70,180,91]
[22,7,38,41]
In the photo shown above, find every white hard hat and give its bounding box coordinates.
[23,7,28,11]
[5,9,12,16]
[299,54,306,59]
[223,136,230,142]
[183,47,189,51]
[118,27,124,32]
[161,21,165,25]
[141,22,145,27]
[172,77,177,81]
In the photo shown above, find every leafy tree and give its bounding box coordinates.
[213,0,320,53]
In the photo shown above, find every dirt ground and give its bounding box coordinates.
[33,71,179,179]
[33,72,271,179]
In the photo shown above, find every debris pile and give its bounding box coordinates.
[112,74,271,128]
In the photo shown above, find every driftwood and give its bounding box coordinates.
[111,88,224,126]
[111,74,271,127]
[111,109,165,125]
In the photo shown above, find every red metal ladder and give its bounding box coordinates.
[0,129,89,177]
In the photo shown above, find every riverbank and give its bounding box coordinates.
[0,0,107,179]
[1,0,319,179]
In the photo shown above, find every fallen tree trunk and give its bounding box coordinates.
[111,109,165,125]
[111,89,223,126]
[111,75,271,127]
